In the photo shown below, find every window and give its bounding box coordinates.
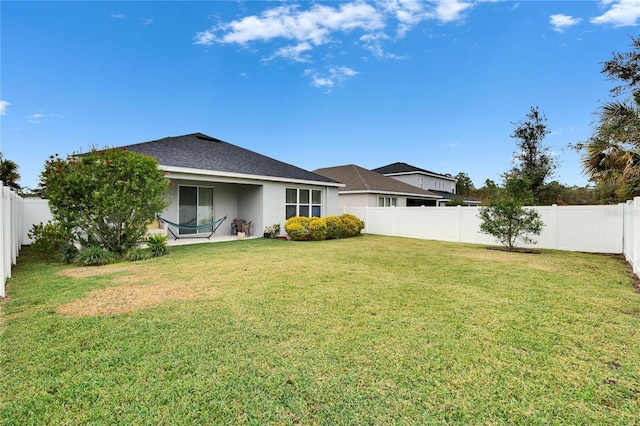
[378,196,398,207]
[178,186,214,235]
[286,188,322,219]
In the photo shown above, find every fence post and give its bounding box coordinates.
[3,186,11,282]
[11,191,19,264]
[457,205,462,242]
[551,204,558,250]
[633,198,640,277]
[0,182,4,298]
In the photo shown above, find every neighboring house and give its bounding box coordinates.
[313,164,442,207]
[120,133,342,238]
[373,162,481,206]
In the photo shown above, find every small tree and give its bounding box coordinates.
[510,107,557,203]
[0,152,21,192]
[454,172,475,196]
[40,148,170,254]
[478,177,544,251]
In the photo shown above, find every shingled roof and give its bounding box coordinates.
[120,133,339,184]
[373,162,455,181]
[313,164,440,198]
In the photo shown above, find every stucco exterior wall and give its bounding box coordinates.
[388,174,456,193]
[165,177,340,238]
[336,193,412,208]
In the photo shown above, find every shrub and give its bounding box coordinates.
[40,149,170,255]
[126,248,154,262]
[324,215,346,239]
[340,214,365,237]
[285,215,364,241]
[146,233,168,257]
[77,247,120,266]
[308,218,327,241]
[478,200,544,250]
[284,216,311,241]
[28,221,74,262]
[60,244,79,264]
[285,223,306,241]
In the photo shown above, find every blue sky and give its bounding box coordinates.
[1,1,639,191]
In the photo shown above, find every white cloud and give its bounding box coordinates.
[110,13,126,19]
[28,113,44,124]
[268,41,314,63]
[27,113,63,124]
[433,0,474,23]
[591,0,640,27]
[142,18,154,26]
[196,2,384,47]
[195,1,477,68]
[0,100,10,115]
[550,14,583,32]
[307,66,360,91]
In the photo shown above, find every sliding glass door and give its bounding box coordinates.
[178,186,214,235]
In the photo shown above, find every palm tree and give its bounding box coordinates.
[0,152,21,191]
[581,93,640,199]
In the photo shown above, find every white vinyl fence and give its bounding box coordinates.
[345,204,625,254]
[0,182,24,298]
[623,197,640,277]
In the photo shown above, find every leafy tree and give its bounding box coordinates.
[580,93,640,199]
[474,179,501,204]
[40,148,170,255]
[602,35,640,97]
[0,152,21,191]
[510,107,557,203]
[592,180,625,205]
[478,176,544,251]
[535,181,565,205]
[454,172,475,196]
[578,35,640,200]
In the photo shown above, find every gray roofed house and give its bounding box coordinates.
[115,133,343,239]
[373,162,481,206]
[314,164,442,207]
[124,133,338,184]
[372,162,452,179]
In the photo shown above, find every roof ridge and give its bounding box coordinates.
[351,164,371,190]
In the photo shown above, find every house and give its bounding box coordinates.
[373,162,481,206]
[313,164,442,207]
[120,133,342,238]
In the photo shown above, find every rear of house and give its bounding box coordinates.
[122,133,342,238]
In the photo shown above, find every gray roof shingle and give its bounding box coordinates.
[120,133,338,184]
[373,162,454,180]
[314,164,440,198]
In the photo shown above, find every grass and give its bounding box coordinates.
[1,235,639,425]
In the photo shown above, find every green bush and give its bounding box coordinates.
[308,218,327,241]
[340,213,365,237]
[126,248,154,262]
[28,221,74,262]
[60,244,79,264]
[146,233,168,257]
[40,149,170,255]
[77,247,120,267]
[479,200,544,250]
[324,215,346,239]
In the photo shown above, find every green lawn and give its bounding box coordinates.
[1,235,639,425]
